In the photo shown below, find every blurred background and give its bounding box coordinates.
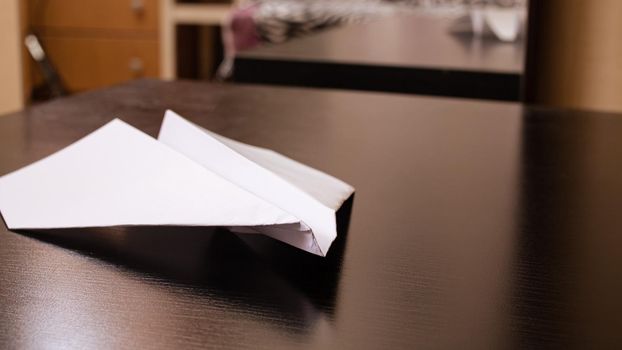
[1,0,621,115]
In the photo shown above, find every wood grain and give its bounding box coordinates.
[0,80,621,349]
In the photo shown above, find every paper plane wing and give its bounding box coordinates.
[0,119,299,231]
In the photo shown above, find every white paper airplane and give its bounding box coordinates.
[0,110,354,256]
[449,7,525,42]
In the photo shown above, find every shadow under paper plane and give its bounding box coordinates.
[8,194,354,333]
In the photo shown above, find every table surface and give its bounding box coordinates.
[238,14,524,74]
[1,79,621,349]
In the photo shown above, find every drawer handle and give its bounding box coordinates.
[130,0,145,14]
[129,57,144,75]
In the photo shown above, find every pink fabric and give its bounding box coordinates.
[217,4,260,79]
[230,4,260,51]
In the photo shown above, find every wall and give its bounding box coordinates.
[524,0,622,113]
[0,0,24,115]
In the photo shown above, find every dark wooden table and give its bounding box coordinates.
[1,79,621,349]
[234,14,524,101]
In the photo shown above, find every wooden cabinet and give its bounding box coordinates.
[29,0,159,32]
[23,0,234,97]
[36,37,159,92]
[27,0,160,93]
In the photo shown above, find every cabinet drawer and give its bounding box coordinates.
[36,36,159,92]
[30,0,159,32]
